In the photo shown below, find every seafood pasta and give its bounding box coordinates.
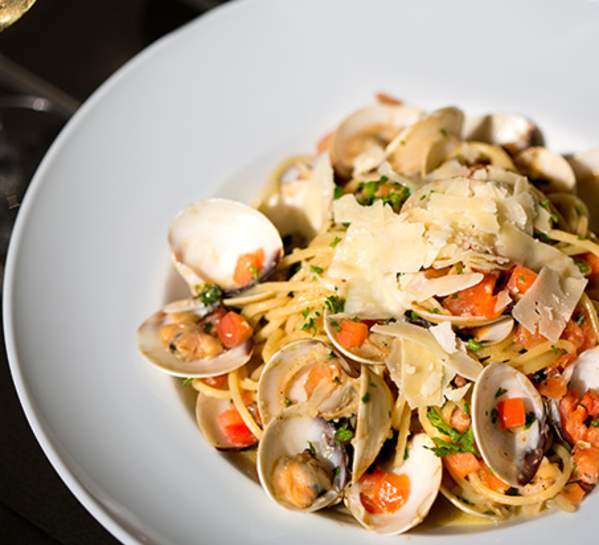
[137,96,599,534]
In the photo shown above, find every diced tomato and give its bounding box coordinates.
[375,92,403,106]
[443,452,481,480]
[560,392,588,445]
[217,407,257,447]
[573,446,599,485]
[304,363,336,398]
[581,253,599,277]
[580,390,599,417]
[359,469,410,514]
[507,266,537,297]
[560,482,586,506]
[514,324,548,350]
[497,397,526,429]
[442,274,500,319]
[203,374,228,389]
[557,317,597,368]
[538,375,567,400]
[450,407,471,434]
[587,426,599,448]
[216,311,253,348]
[233,249,265,286]
[316,131,334,154]
[336,319,369,349]
[478,463,509,493]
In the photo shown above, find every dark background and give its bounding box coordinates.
[0,2,226,544]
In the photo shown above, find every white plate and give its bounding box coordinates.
[4,0,599,543]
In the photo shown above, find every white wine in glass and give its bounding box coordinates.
[0,0,37,31]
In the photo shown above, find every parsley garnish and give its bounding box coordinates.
[302,317,316,331]
[490,407,499,425]
[330,236,342,248]
[333,466,341,477]
[249,264,259,279]
[307,441,316,455]
[181,377,193,387]
[575,259,591,275]
[284,397,292,407]
[330,319,341,332]
[333,185,344,200]
[575,313,585,326]
[196,283,222,305]
[495,387,507,399]
[439,127,449,137]
[310,265,324,275]
[334,423,354,444]
[525,411,536,429]
[203,322,213,333]
[592,420,599,427]
[467,338,482,352]
[426,407,479,457]
[361,392,371,403]
[325,295,345,313]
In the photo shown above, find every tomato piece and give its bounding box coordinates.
[304,363,336,398]
[443,452,481,480]
[560,482,586,506]
[507,266,537,297]
[217,407,257,447]
[573,446,599,485]
[216,311,253,348]
[233,249,265,286]
[478,463,509,493]
[514,324,548,350]
[580,390,599,418]
[587,426,599,448]
[336,319,369,349]
[560,392,588,445]
[316,131,334,154]
[375,92,403,106]
[359,469,410,514]
[497,397,526,429]
[203,374,228,389]
[442,274,500,319]
[582,253,599,277]
[538,375,567,400]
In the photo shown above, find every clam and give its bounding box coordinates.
[440,481,502,521]
[137,301,252,378]
[450,141,516,171]
[352,366,393,482]
[515,147,577,193]
[386,107,464,177]
[195,394,258,450]
[257,409,348,512]
[567,148,599,233]
[331,103,422,177]
[323,312,392,364]
[258,154,335,242]
[472,363,547,486]
[169,198,283,294]
[462,113,541,154]
[408,305,501,328]
[471,317,514,345]
[345,434,442,534]
[257,339,358,426]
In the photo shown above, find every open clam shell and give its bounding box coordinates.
[345,434,442,535]
[409,305,502,328]
[331,103,422,177]
[472,363,547,486]
[515,147,576,193]
[195,394,257,450]
[137,302,252,378]
[257,409,348,512]
[386,107,464,177]
[323,312,392,364]
[462,113,541,154]
[567,148,599,232]
[169,198,283,294]
[257,339,358,426]
[352,366,393,483]
[471,317,514,345]
[450,141,516,171]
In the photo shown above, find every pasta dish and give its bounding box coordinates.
[137,95,599,534]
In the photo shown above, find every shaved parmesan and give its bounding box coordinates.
[430,322,457,353]
[444,383,471,402]
[400,272,483,302]
[512,266,587,342]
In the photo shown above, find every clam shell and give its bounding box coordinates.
[257,339,357,426]
[472,317,514,345]
[450,141,516,170]
[386,107,464,176]
[256,410,347,512]
[515,147,576,193]
[169,198,283,294]
[567,148,599,232]
[472,363,546,486]
[462,113,541,153]
[137,306,252,378]
[351,366,393,483]
[345,434,442,534]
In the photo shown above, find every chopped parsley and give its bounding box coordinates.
[467,338,482,352]
[302,317,316,332]
[426,407,479,457]
[333,185,344,200]
[307,441,316,455]
[361,392,371,403]
[203,322,213,333]
[439,127,449,137]
[334,423,354,444]
[403,446,410,460]
[330,236,342,248]
[181,377,193,387]
[455,263,464,275]
[284,397,292,407]
[525,411,536,429]
[310,265,324,275]
[490,407,499,425]
[196,283,222,305]
[302,308,311,318]
[354,175,410,213]
[592,420,599,427]
[495,387,507,399]
[333,466,341,477]
[575,313,585,326]
[551,344,559,354]
[325,295,345,313]
[575,259,591,275]
[330,319,341,332]
[249,264,259,279]
[463,402,470,416]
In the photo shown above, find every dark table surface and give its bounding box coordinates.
[0,2,228,543]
